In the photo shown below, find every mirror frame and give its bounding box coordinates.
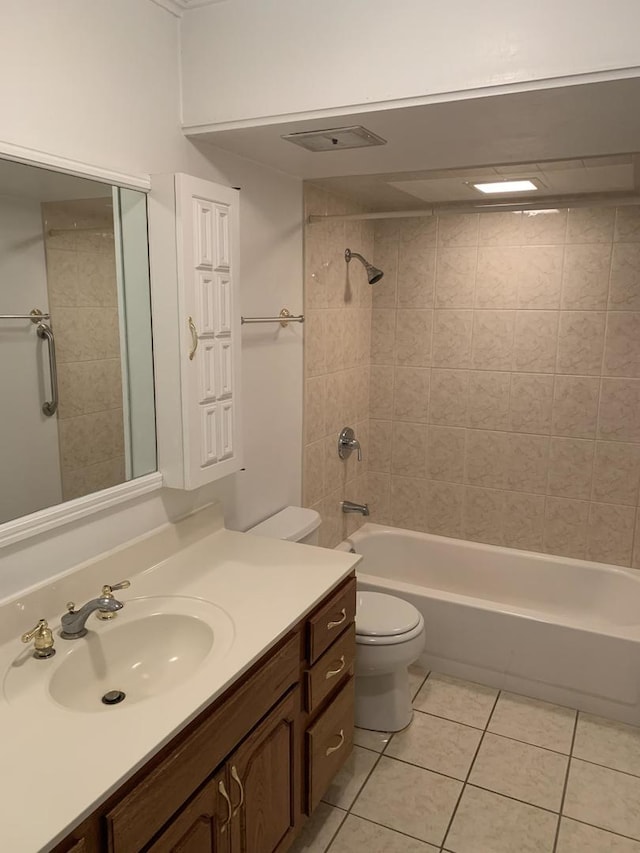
[0,139,163,549]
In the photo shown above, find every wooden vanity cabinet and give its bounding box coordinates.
[52,575,356,853]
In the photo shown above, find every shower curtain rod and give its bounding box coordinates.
[307,193,640,223]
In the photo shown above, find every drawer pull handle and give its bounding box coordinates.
[327,608,347,630]
[218,779,232,831]
[231,765,245,815]
[325,655,346,680]
[325,729,345,757]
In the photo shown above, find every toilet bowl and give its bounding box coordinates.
[355,591,425,732]
[247,507,425,733]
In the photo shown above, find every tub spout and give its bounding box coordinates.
[341,500,369,516]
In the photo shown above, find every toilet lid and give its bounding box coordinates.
[356,591,421,637]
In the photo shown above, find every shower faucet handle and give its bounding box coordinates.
[338,426,362,461]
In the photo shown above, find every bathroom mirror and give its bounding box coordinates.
[0,156,156,526]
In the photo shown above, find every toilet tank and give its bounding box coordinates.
[246,506,321,545]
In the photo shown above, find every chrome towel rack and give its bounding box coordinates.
[1,308,58,416]
[241,308,304,327]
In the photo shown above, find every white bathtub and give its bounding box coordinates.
[338,523,640,725]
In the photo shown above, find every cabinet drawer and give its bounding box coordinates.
[307,577,356,664]
[305,624,355,714]
[107,631,300,853]
[306,676,355,813]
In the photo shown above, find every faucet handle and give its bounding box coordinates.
[66,601,76,613]
[101,580,131,596]
[21,619,56,659]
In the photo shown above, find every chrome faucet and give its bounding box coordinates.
[341,500,369,516]
[338,427,362,461]
[60,580,130,639]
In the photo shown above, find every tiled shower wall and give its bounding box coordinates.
[303,187,373,546]
[367,206,640,567]
[42,199,125,501]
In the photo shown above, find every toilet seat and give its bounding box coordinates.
[356,592,425,646]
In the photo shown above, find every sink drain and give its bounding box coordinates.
[102,689,126,706]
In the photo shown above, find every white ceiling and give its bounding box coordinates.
[190,77,640,209]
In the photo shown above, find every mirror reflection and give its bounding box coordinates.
[0,159,156,525]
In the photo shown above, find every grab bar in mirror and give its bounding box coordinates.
[0,311,51,321]
[36,322,58,417]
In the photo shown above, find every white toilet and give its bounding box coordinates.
[247,506,426,732]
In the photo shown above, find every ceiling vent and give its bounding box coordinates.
[282,126,387,153]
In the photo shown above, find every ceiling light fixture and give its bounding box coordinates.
[472,179,539,194]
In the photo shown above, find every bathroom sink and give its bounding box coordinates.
[4,597,235,712]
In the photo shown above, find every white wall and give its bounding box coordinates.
[0,0,302,598]
[0,197,62,522]
[181,0,640,128]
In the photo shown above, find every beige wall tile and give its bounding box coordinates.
[586,503,635,566]
[393,367,429,422]
[427,426,465,483]
[505,433,549,494]
[370,308,396,364]
[372,228,398,309]
[614,206,640,242]
[391,422,427,477]
[318,488,344,548]
[592,441,640,505]
[325,308,346,372]
[513,310,558,373]
[397,246,436,308]
[45,248,79,307]
[303,441,324,507]
[561,244,611,309]
[61,456,125,501]
[429,368,469,426]
[509,373,554,433]
[342,308,360,369]
[556,312,606,375]
[522,209,567,244]
[369,365,394,420]
[344,474,369,535]
[543,497,589,559]
[566,207,615,244]
[598,378,640,442]
[432,309,473,368]
[552,376,600,438]
[324,434,345,494]
[57,359,122,419]
[395,309,432,367]
[478,211,523,246]
[304,376,326,444]
[609,244,640,310]
[503,492,546,552]
[390,476,428,531]
[55,307,120,362]
[355,308,371,366]
[516,246,563,309]
[434,247,477,308]
[304,310,326,376]
[325,371,349,436]
[438,213,479,247]
[604,312,640,377]
[462,486,505,545]
[475,247,519,309]
[425,480,464,537]
[399,216,438,249]
[464,430,507,489]
[547,437,595,500]
[471,310,515,370]
[368,472,391,525]
[467,370,510,430]
[368,420,392,473]
[354,366,370,421]
[77,250,117,307]
[59,408,124,472]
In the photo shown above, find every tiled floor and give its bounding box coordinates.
[290,666,640,853]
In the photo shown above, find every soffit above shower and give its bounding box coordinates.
[186,77,640,195]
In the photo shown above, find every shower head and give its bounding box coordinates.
[345,248,384,285]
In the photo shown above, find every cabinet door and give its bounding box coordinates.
[175,174,242,489]
[229,688,300,853]
[147,772,231,853]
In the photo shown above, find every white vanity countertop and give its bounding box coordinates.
[0,507,360,853]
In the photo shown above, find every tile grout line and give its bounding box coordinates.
[551,708,579,853]
[439,688,503,852]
